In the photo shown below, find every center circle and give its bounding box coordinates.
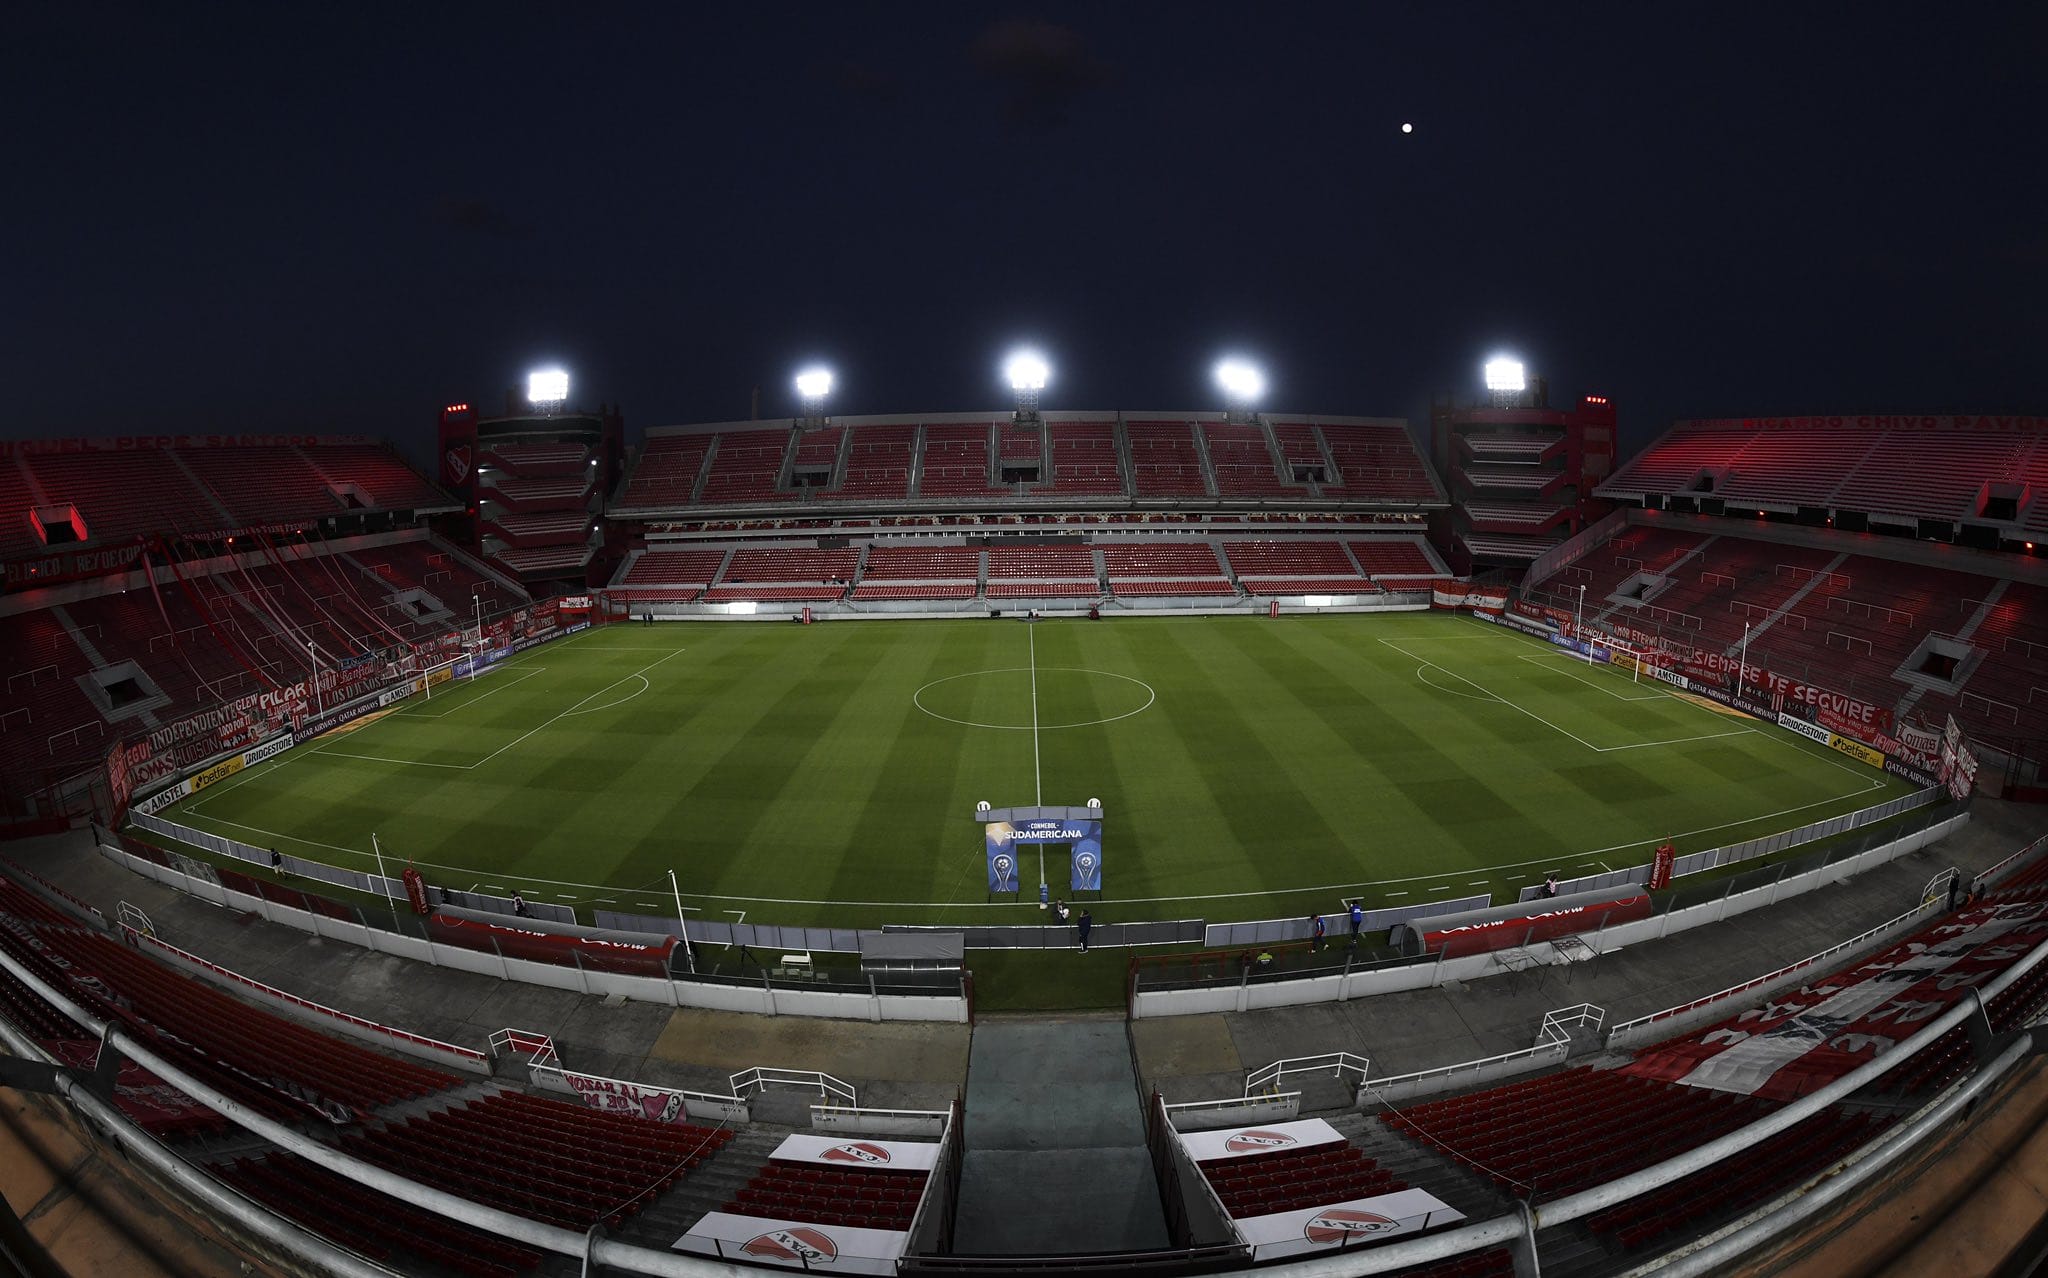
[913,667,1157,731]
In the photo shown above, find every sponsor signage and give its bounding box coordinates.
[984,818,1105,894]
[1672,415,2048,434]
[1176,1117,1344,1163]
[188,755,246,793]
[5,542,149,589]
[134,781,191,815]
[425,914,678,977]
[677,1212,905,1275]
[768,1133,940,1171]
[1231,1187,1464,1259]
[1650,841,1677,892]
[1827,733,1886,769]
[1420,893,1654,958]
[1776,712,1833,745]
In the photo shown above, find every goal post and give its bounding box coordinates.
[1585,639,1664,683]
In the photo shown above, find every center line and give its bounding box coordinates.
[1028,620,1042,805]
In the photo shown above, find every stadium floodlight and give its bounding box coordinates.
[1215,359,1266,402]
[1484,355,1525,407]
[795,366,833,426]
[1006,349,1049,418]
[527,368,570,412]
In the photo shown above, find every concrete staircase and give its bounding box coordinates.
[1328,1110,1514,1226]
[615,1124,789,1250]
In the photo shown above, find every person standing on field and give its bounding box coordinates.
[1077,910,1093,952]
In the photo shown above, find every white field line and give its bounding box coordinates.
[1027,621,1042,805]
[1516,653,1664,701]
[1454,616,1887,791]
[402,668,546,718]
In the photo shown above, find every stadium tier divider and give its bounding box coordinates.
[1204,895,1488,948]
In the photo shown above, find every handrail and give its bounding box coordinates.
[729,1065,857,1107]
[1244,1051,1369,1095]
[1979,832,2048,889]
[1361,1039,1569,1099]
[1163,1091,1302,1117]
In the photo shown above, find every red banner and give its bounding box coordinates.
[426,914,677,976]
[1427,893,1654,958]
[1650,842,1676,891]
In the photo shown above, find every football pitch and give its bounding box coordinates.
[159,613,1909,930]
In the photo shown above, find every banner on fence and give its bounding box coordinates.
[1234,1187,1465,1259]
[678,1212,906,1275]
[426,913,677,976]
[1175,1117,1344,1163]
[565,1071,699,1126]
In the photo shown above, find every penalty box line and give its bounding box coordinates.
[1381,637,1753,755]
[306,646,687,773]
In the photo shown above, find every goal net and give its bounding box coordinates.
[1582,639,1664,683]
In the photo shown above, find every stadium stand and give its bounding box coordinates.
[1202,422,1293,497]
[1198,1138,1408,1221]
[827,424,916,502]
[919,422,1012,499]
[1044,419,1125,495]
[1126,420,1212,497]
[727,1157,929,1231]
[619,433,712,507]
[1315,423,1442,502]
[700,429,797,505]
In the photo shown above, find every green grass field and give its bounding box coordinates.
[150,613,1909,932]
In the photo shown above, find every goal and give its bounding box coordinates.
[1582,638,1663,683]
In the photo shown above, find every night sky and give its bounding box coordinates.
[10,2,2044,462]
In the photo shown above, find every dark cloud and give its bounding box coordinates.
[435,196,526,239]
[970,18,1108,128]
[833,60,902,109]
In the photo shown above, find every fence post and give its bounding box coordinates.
[493,936,509,981]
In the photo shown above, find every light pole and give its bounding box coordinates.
[471,595,484,680]
[1576,583,1586,636]
[1739,621,1751,695]
[309,640,322,716]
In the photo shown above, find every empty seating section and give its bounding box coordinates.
[1203,422,1292,496]
[791,427,843,469]
[1126,420,1210,497]
[723,549,859,582]
[1318,424,1439,501]
[1200,1140,1406,1219]
[1607,422,2048,526]
[1271,422,1327,468]
[700,430,795,504]
[1835,431,2030,518]
[997,422,1041,461]
[1463,502,1565,529]
[0,611,107,776]
[301,444,451,510]
[987,581,1099,598]
[25,451,220,541]
[1715,430,1870,508]
[621,548,727,585]
[1045,420,1124,494]
[987,546,1095,580]
[729,1158,928,1231]
[1103,543,1223,578]
[217,1154,545,1277]
[827,425,915,501]
[1925,580,2048,738]
[350,540,515,617]
[1459,431,1562,462]
[0,914,453,1123]
[1754,556,1996,693]
[920,422,1010,499]
[1384,1068,1777,1200]
[1602,427,1755,493]
[1461,464,1557,494]
[180,448,336,524]
[852,582,979,600]
[860,546,980,580]
[338,1091,731,1233]
[1348,540,1439,576]
[1223,540,1357,576]
[622,434,712,506]
[482,441,591,477]
[1629,538,1836,653]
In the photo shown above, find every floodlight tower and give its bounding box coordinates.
[1006,350,1049,422]
[527,367,570,416]
[1215,358,1265,424]
[795,367,833,428]
[1484,356,1526,410]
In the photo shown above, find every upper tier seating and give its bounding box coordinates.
[1604,423,2048,525]
[0,458,42,557]
[723,548,860,582]
[1199,1139,1406,1220]
[493,544,591,574]
[1203,423,1292,497]
[487,510,590,545]
[1044,420,1124,495]
[997,421,1041,461]
[180,448,338,525]
[300,444,452,510]
[24,451,224,542]
[1315,424,1440,501]
[1222,540,1357,576]
[919,423,1011,499]
[621,434,712,506]
[1126,421,1211,497]
[700,430,796,505]
[825,425,915,502]
[1271,422,1327,470]
[1102,542,1225,578]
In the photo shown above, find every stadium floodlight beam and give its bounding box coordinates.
[527,368,570,414]
[1005,350,1050,419]
[795,366,833,426]
[1215,358,1266,422]
[1484,355,1526,408]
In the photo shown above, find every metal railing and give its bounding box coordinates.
[1161,1091,1303,1123]
[728,1065,857,1107]
[1243,1051,1370,1096]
